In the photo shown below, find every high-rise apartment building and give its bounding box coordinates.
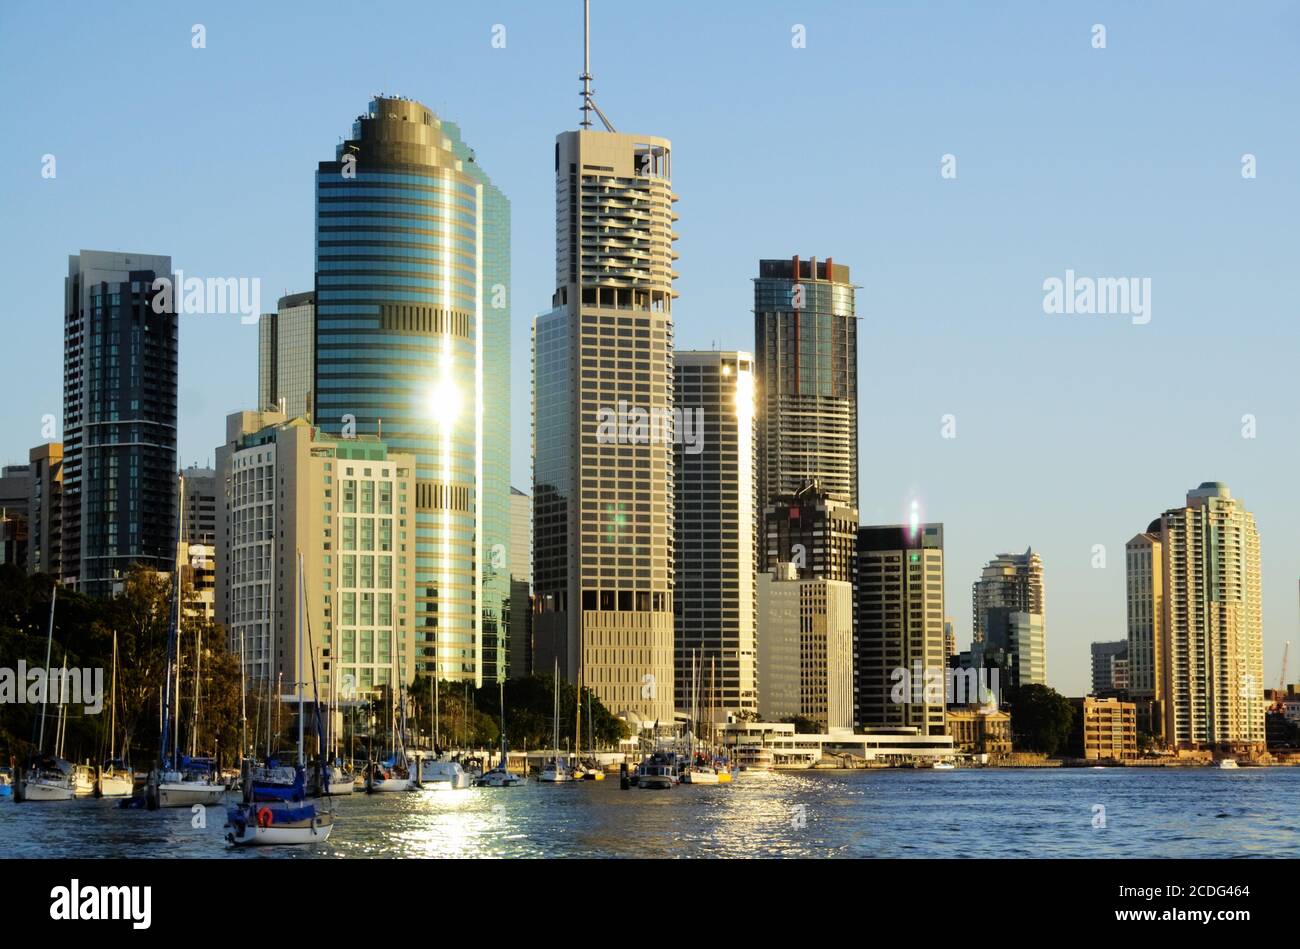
[26,443,63,579]
[972,548,1045,646]
[532,36,679,724]
[215,410,418,696]
[757,563,853,731]
[673,350,757,720]
[313,97,511,686]
[63,250,177,596]
[1125,526,1163,722]
[1129,483,1264,751]
[753,256,858,511]
[856,523,947,734]
[257,291,315,418]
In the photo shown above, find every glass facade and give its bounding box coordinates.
[63,251,177,596]
[314,97,510,685]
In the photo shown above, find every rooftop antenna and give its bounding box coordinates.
[580,0,617,132]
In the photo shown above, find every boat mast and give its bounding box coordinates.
[239,627,247,762]
[297,550,305,768]
[110,631,117,762]
[190,623,201,758]
[35,583,56,752]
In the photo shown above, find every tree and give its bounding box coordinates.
[781,714,820,735]
[1006,683,1074,756]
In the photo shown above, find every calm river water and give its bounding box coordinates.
[3,767,1296,858]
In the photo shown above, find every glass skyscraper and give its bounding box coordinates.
[63,250,177,596]
[314,97,511,686]
[753,256,859,511]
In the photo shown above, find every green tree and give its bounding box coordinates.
[781,714,820,734]
[1006,683,1074,756]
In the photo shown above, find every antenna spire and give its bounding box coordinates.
[579,0,617,132]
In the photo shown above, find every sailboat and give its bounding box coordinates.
[14,585,76,803]
[96,631,133,797]
[476,679,522,787]
[680,651,719,785]
[366,627,413,792]
[225,552,336,845]
[149,475,226,809]
[538,660,572,783]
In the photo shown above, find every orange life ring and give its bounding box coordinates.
[256,806,273,828]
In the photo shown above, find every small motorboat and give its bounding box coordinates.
[1217,758,1240,770]
[413,754,473,791]
[931,761,956,771]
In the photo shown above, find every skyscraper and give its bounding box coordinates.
[856,523,947,733]
[1091,640,1129,697]
[674,350,757,720]
[1125,526,1163,731]
[313,97,511,686]
[26,443,63,579]
[753,256,858,511]
[533,11,678,724]
[761,480,857,583]
[970,549,1046,691]
[257,291,315,417]
[508,486,533,679]
[63,250,177,595]
[1129,483,1264,751]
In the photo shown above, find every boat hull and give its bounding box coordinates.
[367,777,413,792]
[227,812,334,846]
[20,780,76,801]
[681,770,720,785]
[157,783,227,808]
[96,774,134,798]
[326,780,355,795]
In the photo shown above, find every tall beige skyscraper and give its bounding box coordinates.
[532,8,678,725]
[674,350,757,720]
[1129,483,1264,751]
[257,291,314,418]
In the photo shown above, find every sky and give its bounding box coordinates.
[1,1,1297,696]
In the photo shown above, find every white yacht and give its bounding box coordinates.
[414,754,473,790]
[1217,758,1240,770]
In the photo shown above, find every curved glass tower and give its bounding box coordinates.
[314,97,510,686]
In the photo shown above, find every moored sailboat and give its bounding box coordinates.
[14,585,75,803]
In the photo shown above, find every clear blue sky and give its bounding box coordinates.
[2,1,1297,695]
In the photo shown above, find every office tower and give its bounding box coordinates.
[508,486,533,678]
[674,350,758,720]
[1091,640,1130,696]
[313,96,511,686]
[757,563,853,731]
[856,523,947,734]
[180,465,217,545]
[215,410,418,694]
[979,608,1047,690]
[944,617,956,659]
[257,291,315,417]
[26,443,63,578]
[762,479,857,582]
[0,463,31,568]
[532,17,678,726]
[753,256,858,511]
[1130,483,1264,751]
[63,251,177,596]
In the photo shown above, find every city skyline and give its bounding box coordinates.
[2,2,1298,696]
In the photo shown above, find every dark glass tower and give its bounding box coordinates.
[314,97,511,686]
[62,250,178,596]
[754,256,858,511]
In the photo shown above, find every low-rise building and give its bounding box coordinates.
[1068,696,1138,760]
[946,707,1013,755]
